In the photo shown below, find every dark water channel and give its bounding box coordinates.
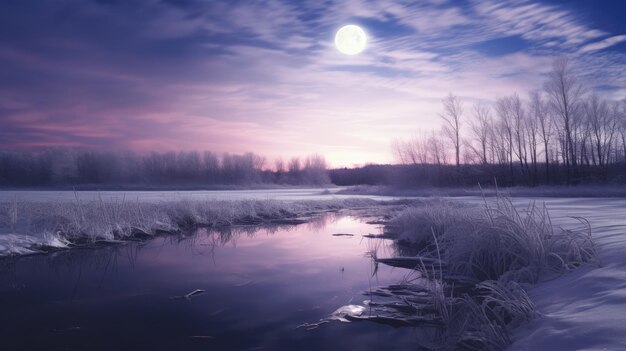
[0,214,420,351]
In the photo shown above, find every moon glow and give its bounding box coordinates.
[334,25,367,55]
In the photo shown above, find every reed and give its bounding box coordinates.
[363,195,595,350]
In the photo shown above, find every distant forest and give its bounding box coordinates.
[0,150,330,187]
[329,162,626,188]
[2,147,625,189]
[386,57,626,187]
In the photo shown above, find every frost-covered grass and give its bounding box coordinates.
[390,197,595,283]
[362,196,596,350]
[0,197,379,256]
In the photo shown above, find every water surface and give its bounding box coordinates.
[0,215,418,350]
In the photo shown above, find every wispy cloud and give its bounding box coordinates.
[579,35,626,54]
[473,0,606,48]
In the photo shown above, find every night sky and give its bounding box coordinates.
[1,0,625,166]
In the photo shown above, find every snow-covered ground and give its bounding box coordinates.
[0,188,370,202]
[338,185,626,198]
[0,233,70,255]
[509,198,626,350]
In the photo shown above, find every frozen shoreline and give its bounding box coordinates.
[0,197,390,257]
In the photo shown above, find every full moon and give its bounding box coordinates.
[334,25,367,55]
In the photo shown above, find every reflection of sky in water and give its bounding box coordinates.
[0,215,418,350]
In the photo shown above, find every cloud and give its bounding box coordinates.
[472,0,606,48]
[579,35,626,54]
[0,0,625,166]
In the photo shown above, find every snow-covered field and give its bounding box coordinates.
[509,198,626,350]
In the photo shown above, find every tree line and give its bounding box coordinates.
[393,57,626,186]
[0,149,330,187]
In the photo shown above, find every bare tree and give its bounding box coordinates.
[618,98,626,162]
[275,158,285,173]
[392,131,430,165]
[585,94,616,169]
[572,104,588,167]
[303,154,330,184]
[429,130,448,165]
[496,97,515,184]
[608,101,621,164]
[470,103,492,164]
[510,94,529,177]
[392,139,409,164]
[544,57,586,183]
[490,122,509,165]
[496,94,532,183]
[439,93,464,167]
[530,92,553,182]
[288,157,301,174]
[274,157,285,182]
[526,95,540,184]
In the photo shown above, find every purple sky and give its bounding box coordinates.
[1,0,625,167]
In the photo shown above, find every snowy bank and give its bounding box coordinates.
[510,198,626,350]
[0,233,70,256]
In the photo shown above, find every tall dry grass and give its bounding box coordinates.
[389,196,595,283]
[365,195,596,350]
